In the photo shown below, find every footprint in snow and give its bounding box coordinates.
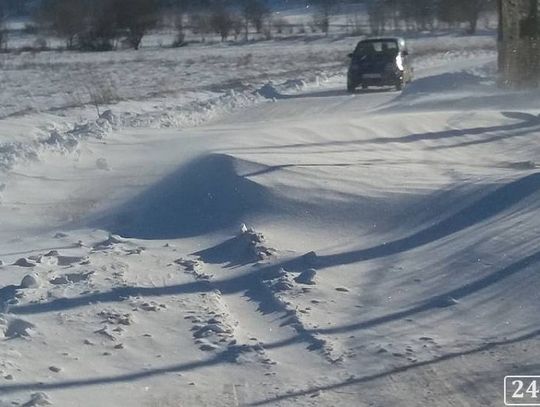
[94,327,118,342]
[432,296,459,307]
[22,392,52,407]
[92,234,126,251]
[335,287,350,292]
[295,269,317,285]
[199,341,220,352]
[174,258,203,271]
[50,272,92,285]
[98,310,134,326]
[3,318,36,339]
[13,258,37,268]
[56,255,89,266]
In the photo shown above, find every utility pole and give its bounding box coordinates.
[499,0,540,88]
[497,0,503,73]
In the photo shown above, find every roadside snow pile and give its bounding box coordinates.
[68,110,116,140]
[255,76,332,100]
[387,60,511,111]
[403,71,488,96]
[392,60,540,113]
[0,110,117,174]
[0,141,39,172]
[0,74,323,176]
[115,89,258,129]
[282,79,308,90]
[117,76,316,129]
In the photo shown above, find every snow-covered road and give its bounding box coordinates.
[1,47,540,406]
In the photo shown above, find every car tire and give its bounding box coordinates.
[361,83,368,90]
[347,83,356,93]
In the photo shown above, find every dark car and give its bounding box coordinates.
[347,37,413,92]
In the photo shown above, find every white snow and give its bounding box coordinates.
[0,32,538,407]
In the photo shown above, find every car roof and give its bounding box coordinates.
[360,37,405,43]
[357,37,407,49]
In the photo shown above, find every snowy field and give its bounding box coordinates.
[1,31,540,407]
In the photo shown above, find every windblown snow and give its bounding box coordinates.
[0,34,539,407]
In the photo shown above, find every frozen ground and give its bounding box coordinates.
[1,35,539,406]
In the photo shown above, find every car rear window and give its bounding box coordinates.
[356,40,399,55]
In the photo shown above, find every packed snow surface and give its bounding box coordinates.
[0,35,539,406]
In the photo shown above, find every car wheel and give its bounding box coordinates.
[347,83,356,93]
[361,83,368,90]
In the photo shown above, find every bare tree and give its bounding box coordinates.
[162,0,194,46]
[191,13,212,42]
[272,17,289,35]
[173,13,186,47]
[312,0,337,36]
[210,5,234,41]
[114,0,159,50]
[384,0,401,31]
[346,10,365,36]
[231,13,244,40]
[38,0,160,51]
[76,0,119,51]
[368,0,386,35]
[238,0,269,40]
[246,0,269,34]
[0,2,7,51]
[36,0,86,49]
[438,0,494,34]
[499,0,540,87]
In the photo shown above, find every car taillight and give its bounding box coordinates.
[396,54,404,71]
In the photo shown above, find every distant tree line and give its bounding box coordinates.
[0,0,497,52]
[367,0,496,35]
[35,0,161,50]
[33,0,280,50]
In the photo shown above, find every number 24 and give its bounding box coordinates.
[513,380,540,399]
